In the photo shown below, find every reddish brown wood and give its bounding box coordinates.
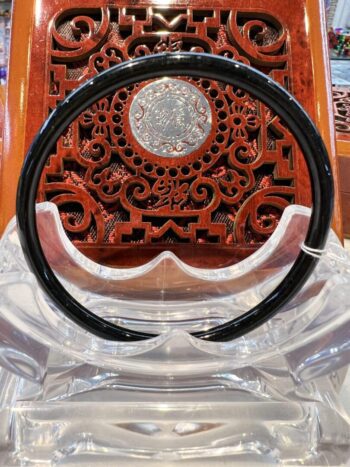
[338,155,350,193]
[334,87,350,236]
[1,0,341,268]
[341,192,350,237]
[338,155,350,236]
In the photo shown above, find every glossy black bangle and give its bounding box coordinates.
[16,52,334,343]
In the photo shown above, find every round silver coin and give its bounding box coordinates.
[129,78,212,158]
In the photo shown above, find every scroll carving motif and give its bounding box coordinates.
[39,6,311,266]
[333,86,350,137]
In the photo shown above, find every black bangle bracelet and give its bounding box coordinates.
[16,52,334,343]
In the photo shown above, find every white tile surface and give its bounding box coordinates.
[331,59,350,86]
[345,239,350,252]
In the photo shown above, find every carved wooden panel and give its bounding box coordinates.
[333,86,350,141]
[33,5,312,268]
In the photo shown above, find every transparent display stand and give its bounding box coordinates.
[0,203,349,465]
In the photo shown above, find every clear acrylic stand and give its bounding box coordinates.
[0,203,350,465]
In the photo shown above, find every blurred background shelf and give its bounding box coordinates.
[0,0,10,85]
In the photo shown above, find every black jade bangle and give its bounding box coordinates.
[16,53,334,342]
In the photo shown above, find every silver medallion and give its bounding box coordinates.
[129,78,212,158]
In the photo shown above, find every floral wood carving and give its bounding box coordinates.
[333,86,350,138]
[37,6,311,267]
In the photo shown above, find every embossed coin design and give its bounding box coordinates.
[129,78,212,157]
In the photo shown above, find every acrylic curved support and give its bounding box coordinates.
[0,205,350,464]
[37,202,309,302]
[0,203,348,374]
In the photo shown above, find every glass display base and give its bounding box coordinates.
[0,204,350,465]
[1,400,350,466]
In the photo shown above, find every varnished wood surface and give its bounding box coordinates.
[0,0,34,233]
[0,85,5,155]
[338,155,350,236]
[333,86,350,235]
